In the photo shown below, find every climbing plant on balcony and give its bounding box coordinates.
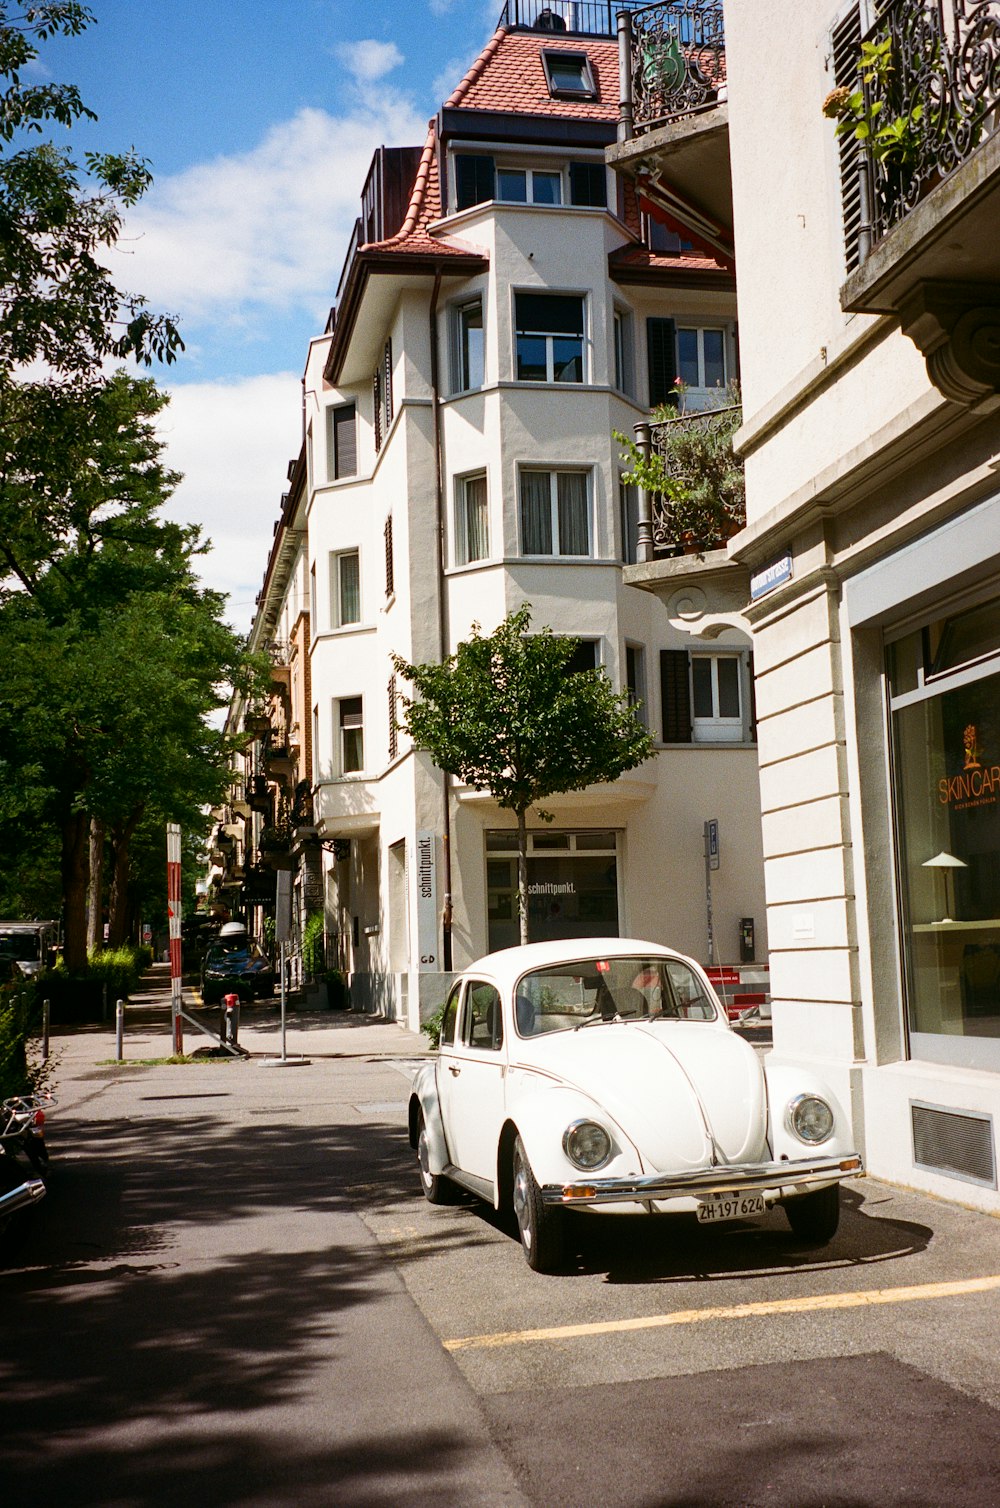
[616,383,745,553]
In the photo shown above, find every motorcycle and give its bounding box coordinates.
[0,1093,53,1251]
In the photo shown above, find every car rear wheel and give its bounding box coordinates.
[416,1109,454,1205]
[783,1182,840,1242]
[512,1135,563,1273]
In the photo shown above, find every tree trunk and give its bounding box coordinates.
[86,815,104,953]
[61,808,90,972]
[107,808,143,949]
[517,805,530,946]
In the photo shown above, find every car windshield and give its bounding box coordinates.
[206,941,260,968]
[0,933,40,962]
[514,955,718,1037]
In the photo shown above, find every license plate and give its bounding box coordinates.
[696,1193,765,1223]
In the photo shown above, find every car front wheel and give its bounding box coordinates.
[512,1135,563,1273]
[783,1182,840,1242]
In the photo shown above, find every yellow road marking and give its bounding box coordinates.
[443,1273,1000,1352]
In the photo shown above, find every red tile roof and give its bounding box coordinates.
[445,28,619,121]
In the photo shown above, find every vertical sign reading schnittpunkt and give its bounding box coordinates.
[416,830,438,970]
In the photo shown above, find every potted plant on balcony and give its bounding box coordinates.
[616,382,745,555]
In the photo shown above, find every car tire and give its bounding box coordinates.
[783,1182,840,1242]
[416,1108,454,1205]
[512,1134,563,1273]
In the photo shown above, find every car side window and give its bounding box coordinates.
[440,982,462,1048]
[662,960,717,1020]
[461,981,503,1051]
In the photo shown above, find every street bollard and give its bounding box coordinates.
[221,992,240,1049]
[115,998,124,1062]
[42,999,49,1063]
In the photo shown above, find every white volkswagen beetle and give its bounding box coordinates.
[409,938,863,1272]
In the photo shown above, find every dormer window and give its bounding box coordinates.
[542,50,597,100]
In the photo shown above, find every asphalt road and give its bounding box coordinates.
[2,984,1000,1507]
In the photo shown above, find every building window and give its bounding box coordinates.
[692,653,742,741]
[677,326,727,393]
[384,515,394,598]
[626,643,647,725]
[373,366,382,451]
[456,472,489,564]
[326,403,357,481]
[569,160,606,208]
[561,638,599,676]
[452,297,484,392]
[542,50,598,100]
[330,549,360,627]
[646,216,695,255]
[338,696,364,774]
[486,828,619,953]
[497,166,563,204]
[660,648,753,744]
[519,469,590,556]
[888,594,1000,1070]
[515,292,585,383]
[613,308,633,396]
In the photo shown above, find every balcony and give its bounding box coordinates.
[623,400,744,560]
[608,1,732,257]
[835,0,1000,405]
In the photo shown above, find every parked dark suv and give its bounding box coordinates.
[200,925,274,1005]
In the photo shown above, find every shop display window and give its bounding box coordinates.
[889,594,1000,1067]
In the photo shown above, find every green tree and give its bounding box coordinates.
[392,606,653,946]
[0,374,263,968]
[0,3,181,376]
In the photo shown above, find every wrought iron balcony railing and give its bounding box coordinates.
[498,0,623,37]
[619,0,725,137]
[835,0,1000,263]
[631,401,743,557]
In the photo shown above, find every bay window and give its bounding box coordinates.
[519,469,590,556]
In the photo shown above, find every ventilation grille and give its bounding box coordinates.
[911,1102,996,1189]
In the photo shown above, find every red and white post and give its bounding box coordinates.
[167,822,183,1055]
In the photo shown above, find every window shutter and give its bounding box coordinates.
[332,404,356,479]
[569,161,607,208]
[455,154,495,211]
[388,674,398,760]
[660,649,692,742]
[831,5,864,274]
[384,338,393,427]
[384,514,394,598]
[646,317,678,408]
[373,368,382,451]
[747,651,757,742]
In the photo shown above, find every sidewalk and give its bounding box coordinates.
[48,961,432,1070]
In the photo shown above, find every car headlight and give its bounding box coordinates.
[787,1093,835,1144]
[562,1119,613,1170]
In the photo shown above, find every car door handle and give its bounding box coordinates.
[448,1065,461,1076]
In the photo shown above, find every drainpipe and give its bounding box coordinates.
[617,9,634,144]
[429,267,454,970]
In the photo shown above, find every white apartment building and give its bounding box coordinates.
[612,0,1000,1211]
[229,7,767,1028]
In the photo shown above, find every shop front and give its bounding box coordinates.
[485,829,621,952]
[889,594,1000,1074]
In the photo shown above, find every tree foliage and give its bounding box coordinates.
[392,606,653,944]
[0,3,182,374]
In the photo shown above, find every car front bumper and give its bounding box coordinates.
[541,1152,863,1207]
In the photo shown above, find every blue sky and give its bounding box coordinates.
[33,1,501,627]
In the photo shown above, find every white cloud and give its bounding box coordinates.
[158,373,303,631]
[113,95,428,340]
[334,39,404,82]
